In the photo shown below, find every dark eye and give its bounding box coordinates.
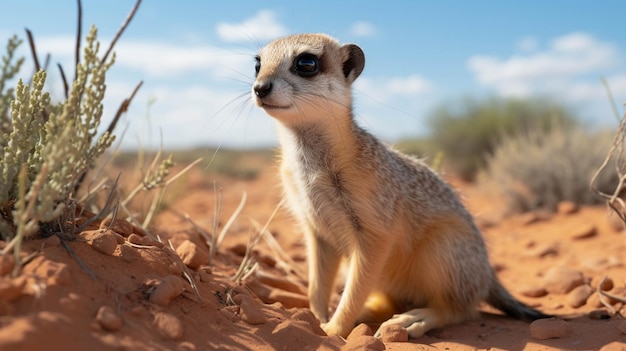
[254,56,261,76]
[294,54,319,77]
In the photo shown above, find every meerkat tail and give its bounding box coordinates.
[487,276,551,321]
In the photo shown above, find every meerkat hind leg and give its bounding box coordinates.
[374,307,444,339]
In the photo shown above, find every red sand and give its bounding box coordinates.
[1,164,625,350]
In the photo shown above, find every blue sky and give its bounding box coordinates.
[1,1,625,150]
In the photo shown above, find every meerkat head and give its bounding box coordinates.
[252,33,365,126]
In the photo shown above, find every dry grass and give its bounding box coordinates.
[484,123,617,213]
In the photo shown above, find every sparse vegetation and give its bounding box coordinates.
[484,121,617,213]
[427,97,577,180]
[0,27,116,240]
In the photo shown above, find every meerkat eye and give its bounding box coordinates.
[254,56,261,76]
[294,54,319,77]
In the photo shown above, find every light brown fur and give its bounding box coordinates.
[252,33,548,338]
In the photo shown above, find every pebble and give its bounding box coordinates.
[529,318,572,340]
[140,235,163,248]
[569,224,597,240]
[543,266,584,294]
[99,218,134,236]
[96,305,123,331]
[127,233,143,245]
[342,336,386,351]
[520,286,548,298]
[154,312,184,340]
[379,324,409,343]
[176,240,209,269]
[557,201,579,215]
[523,243,558,258]
[236,295,266,325]
[591,276,614,291]
[149,275,185,306]
[246,279,309,308]
[347,323,374,339]
[292,309,326,336]
[90,230,118,256]
[567,284,593,308]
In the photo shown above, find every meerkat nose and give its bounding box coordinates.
[253,82,273,98]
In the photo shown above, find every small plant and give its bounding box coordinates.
[0,26,115,240]
[484,122,617,213]
[428,97,577,180]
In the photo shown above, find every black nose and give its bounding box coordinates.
[253,82,272,98]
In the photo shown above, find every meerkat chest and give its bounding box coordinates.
[281,157,367,249]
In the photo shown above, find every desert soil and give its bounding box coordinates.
[1,158,626,351]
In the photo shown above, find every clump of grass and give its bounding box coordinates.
[428,96,577,180]
[484,122,617,213]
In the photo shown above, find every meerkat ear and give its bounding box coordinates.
[341,44,365,83]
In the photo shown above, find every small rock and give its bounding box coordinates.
[347,323,374,340]
[99,218,134,236]
[90,230,118,256]
[197,269,211,282]
[237,295,266,325]
[140,235,163,248]
[154,312,184,340]
[149,276,185,306]
[557,201,579,215]
[520,286,548,298]
[520,211,552,226]
[176,240,209,269]
[0,255,15,276]
[588,309,611,320]
[292,309,326,336]
[529,318,572,340]
[567,285,593,308]
[127,233,143,245]
[228,243,247,257]
[96,305,122,331]
[600,342,626,351]
[586,293,603,308]
[591,276,614,291]
[569,224,597,240]
[119,244,139,262]
[113,233,126,245]
[523,243,558,258]
[342,335,386,351]
[543,266,584,294]
[380,324,409,342]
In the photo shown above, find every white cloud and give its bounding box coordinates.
[467,32,626,127]
[350,21,377,37]
[216,10,288,43]
[468,32,619,100]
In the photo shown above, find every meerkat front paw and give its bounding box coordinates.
[321,320,352,338]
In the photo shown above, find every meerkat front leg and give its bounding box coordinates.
[323,241,390,337]
[307,233,342,323]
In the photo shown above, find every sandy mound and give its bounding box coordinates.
[1,165,625,350]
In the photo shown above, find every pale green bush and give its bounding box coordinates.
[0,26,115,239]
[484,122,617,213]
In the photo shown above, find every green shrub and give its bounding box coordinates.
[428,97,577,180]
[483,122,617,213]
[0,26,115,239]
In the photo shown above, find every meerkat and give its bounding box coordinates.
[251,33,549,338]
